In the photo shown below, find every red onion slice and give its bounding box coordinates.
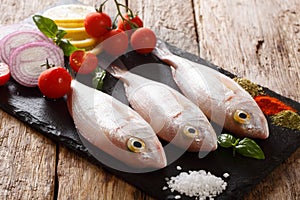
[0,30,50,64]
[9,41,64,87]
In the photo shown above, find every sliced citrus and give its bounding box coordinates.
[55,21,84,28]
[70,38,99,50]
[61,27,90,40]
[43,4,94,22]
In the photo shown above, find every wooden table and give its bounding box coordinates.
[0,0,299,199]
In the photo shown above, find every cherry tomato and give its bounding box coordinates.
[69,50,98,74]
[0,62,10,86]
[102,29,129,56]
[84,12,112,38]
[38,67,72,99]
[117,14,143,31]
[130,27,157,54]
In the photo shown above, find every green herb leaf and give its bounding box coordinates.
[93,70,106,90]
[56,29,67,40]
[58,39,78,56]
[217,133,237,148]
[235,138,265,159]
[32,15,78,56]
[32,15,58,38]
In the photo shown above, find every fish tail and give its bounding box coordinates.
[153,39,178,69]
[153,39,173,59]
[107,64,128,79]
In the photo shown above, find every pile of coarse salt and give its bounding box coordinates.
[163,169,228,199]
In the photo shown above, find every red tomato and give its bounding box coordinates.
[38,67,72,99]
[69,50,98,74]
[130,27,157,54]
[84,12,112,38]
[102,29,129,56]
[0,62,10,86]
[117,14,143,31]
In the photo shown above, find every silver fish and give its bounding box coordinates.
[153,40,269,139]
[108,65,217,152]
[67,80,167,169]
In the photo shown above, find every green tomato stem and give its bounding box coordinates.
[233,138,240,147]
[232,138,240,157]
[113,0,139,29]
[96,0,109,13]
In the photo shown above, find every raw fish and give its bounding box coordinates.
[153,40,269,139]
[108,65,217,152]
[67,80,167,169]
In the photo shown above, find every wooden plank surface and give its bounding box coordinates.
[0,111,56,199]
[0,0,299,200]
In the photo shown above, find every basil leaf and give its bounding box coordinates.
[235,138,265,159]
[58,39,78,56]
[217,133,236,148]
[33,15,78,56]
[56,29,67,40]
[32,15,58,38]
[93,70,106,91]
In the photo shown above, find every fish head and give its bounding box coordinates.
[120,126,167,169]
[175,120,218,152]
[225,97,269,139]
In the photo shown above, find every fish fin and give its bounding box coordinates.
[153,39,172,58]
[107,64,128,79]
[152,39,178,69]
[66,87,73,117]
[217,74,240,92]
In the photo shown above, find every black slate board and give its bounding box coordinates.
[1,42,300,200]
[1,2,300,199]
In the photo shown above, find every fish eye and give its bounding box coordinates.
[183,126,199,138]
[127,137,146,153]
[234,110,251,124]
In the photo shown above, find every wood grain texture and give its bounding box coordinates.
[57,145,152,200]
[0,110,56,200]
[194,0,300,102]
[193,0,300,199]
[0,0,299,199]
[129,0,199,55]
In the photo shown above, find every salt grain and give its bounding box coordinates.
[223,173,230,178]
[175,195,181,199]
[176,166,182,170]
[163,170,227,199]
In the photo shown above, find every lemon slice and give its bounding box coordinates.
[70,38,99,50]
[61,27,90,40]
[43,4,94,22]
[55,21,84,28]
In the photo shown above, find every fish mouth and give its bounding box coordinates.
[185,128,218,152]
[194,135,218,152]
[260,115,270,139]
[138,150,167,169]
[245,114,269,139]
[254,120,269,139]
[134,138,167,169]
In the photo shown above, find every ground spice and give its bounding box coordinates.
[271,110,300,130]
[254,95,297,116]
[233,77,264,97]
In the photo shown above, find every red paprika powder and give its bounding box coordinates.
[254,95,297,116]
